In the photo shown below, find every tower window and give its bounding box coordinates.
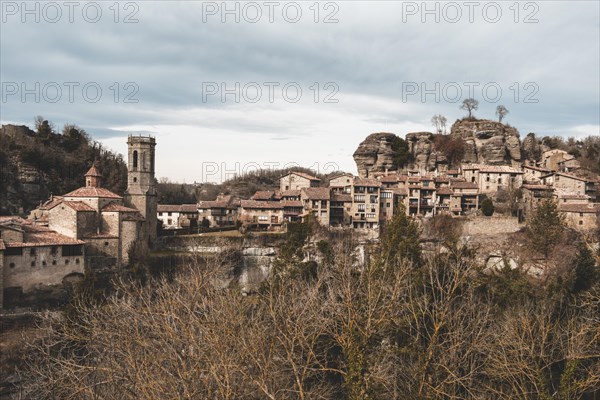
[133,177,137,183]
[133,150,138,169]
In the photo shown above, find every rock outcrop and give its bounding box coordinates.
[405,132,447,172]
[449,119,521,166]
[352,119,524,177]
[353,132,398,177]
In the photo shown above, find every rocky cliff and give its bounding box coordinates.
[352,132,398,177]
[449,119,521,166]
[353,119,523,177]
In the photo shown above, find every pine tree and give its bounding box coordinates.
[527,198,565,258]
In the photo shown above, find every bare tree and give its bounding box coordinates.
[431,114,448,134]
[460,98,479,119]
[496,105,509,123]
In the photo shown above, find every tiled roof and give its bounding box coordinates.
[0,216,27,225]
[524,165,552,173]
[555,172,592,182]
[380,175,400,183]
[522,184,553,190]
[302,187,331,200]
[332,194,352,202]
[103,202,140,213]
[241,200,283,210]
[64,187,122,199]
[85,165,102,177]
[451,182,479,190]
[559,203,599,213]
[555,191,590,200]
[353,178,380,187]
[434,176,450,183]
[179,204,198,213]
[436,187,454,195]
[49,200,95,212]
[283,171,321,181]
[391,188,409,196]
[281,190,301,198]
[4,224,85,247]
[282,200,303,208]
[251,191,280,201]
[478,165,523,174]
[158,204,183,212]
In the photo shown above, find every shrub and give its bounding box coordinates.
[481,198,495,216]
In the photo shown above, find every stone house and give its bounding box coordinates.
[301,187,331,226]
[523,165,552,183]
[0,216,86,309]
[462,164,523,195]
[541,149,574,171]
[521,184,554,220]
[239,200,284,230]
[449,181,479,215]
[197,195,239,228]
[351,178,380,229]
[559,203,599,231]
[279,172,320,191]
[330,193,352,226]
[158,204,183,229]
[328,173,354,193]
[542,172,596,198]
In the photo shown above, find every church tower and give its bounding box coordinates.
[124,135,158,242]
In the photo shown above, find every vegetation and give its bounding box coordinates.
[20,212,600,399]
[460,98,479,119]
[432,134,465,168]
[481,197,495,216]
[390,136,412,170]
[527,198,566,258]
[495,105,509,122]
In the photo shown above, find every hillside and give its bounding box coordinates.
[0,122,128,215]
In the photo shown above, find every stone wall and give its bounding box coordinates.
[3,245,84,292]
[461,215,522,236]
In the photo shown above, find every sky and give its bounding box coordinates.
[1,0,599,183]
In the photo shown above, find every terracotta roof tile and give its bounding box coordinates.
[559,203,599,213]
[283,171,321,181]
[281,190,301,197]
[251,191,280,201]
[302,187,331,200]
[436,187,454,195]
[158,204,182,212]
[5,224,85,247]
[522,184,553,190]
[451,182,479,190]
[85,165,102,177]
[241,200,284,210]
[49,200,95,212]
[353,178,380,187]
[282,200,303,207]
[332,194,352,202]
[391,188,409,196]
[64,187,122,199]
[103,202,140,213]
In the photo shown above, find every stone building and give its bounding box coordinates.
[279,172,320,191]
[197,194,240,227]
[462,164,523,195]
[301,187,331,226]
[559,203,599,231]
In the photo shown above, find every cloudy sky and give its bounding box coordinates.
[1,1,599,182]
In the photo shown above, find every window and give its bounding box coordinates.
[579,213,584,217]
[104,241,109,246]
[62,245,83,256]
[258,215,268,221]
[50,246,58,255]
[65,259,69,264]
[133,150,138,169]
[498,177,502,184]
[31,261,35,267]
[42,261,47,266]
[9,262,16,268]
[358,204,365,211]
[30,248,36,256]
[386,202,390,208]
[5,247,22,256]
[271,216,278,223]
[168,219,172,225]
[52,260,57,265]
[168,212,172,216]
[76,258,80,264]
[159,212,163,216]
[579,220,583,225]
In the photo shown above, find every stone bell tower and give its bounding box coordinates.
[124,135,157,243]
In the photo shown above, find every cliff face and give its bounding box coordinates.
[353,119,523,177]
[353,132,398,177]
[450,119,521,166]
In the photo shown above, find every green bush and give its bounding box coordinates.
[481,198,495,216]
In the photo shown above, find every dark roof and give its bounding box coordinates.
[302,187,331,200]
[102,202,140,213]
[241,200,283,210]
[281,190,301,198]
[158,204,183,212]
[48,200,95,212]
[251,191,280,201]
[332,194,352,202]
[451,182,479,190]
[353,178,380,187]
[436,187,454,195]
[64,187,122,199]
[282,200,303,208]
[559,203,599,213]
[522,184,553,190]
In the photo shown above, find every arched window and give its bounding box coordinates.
[133,150,138,169]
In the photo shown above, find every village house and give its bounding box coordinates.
[521,184,554,220]
[239,200,284,230]
[462,164,524,195]
[0,217,86,309]
[559,203,599,231]
[197,194,239,228]
[301,187,331,226]
[540,149,575,171]
[157,204,199,229]
[351,178,380,229]
[523,165,552,183]
[541,172,596,198]
[279,171,320,191]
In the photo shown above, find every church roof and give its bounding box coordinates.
[3,224,85,247]
[102,202,139,213]
[63,187,122,199]
[85,165,102,177]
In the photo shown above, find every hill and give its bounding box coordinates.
[0,122,127,215]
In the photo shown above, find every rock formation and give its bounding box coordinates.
[353,132,398,177]
[449,119,521,166]
[353,119,524,177]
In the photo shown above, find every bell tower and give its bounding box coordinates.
[124,135,157,242]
